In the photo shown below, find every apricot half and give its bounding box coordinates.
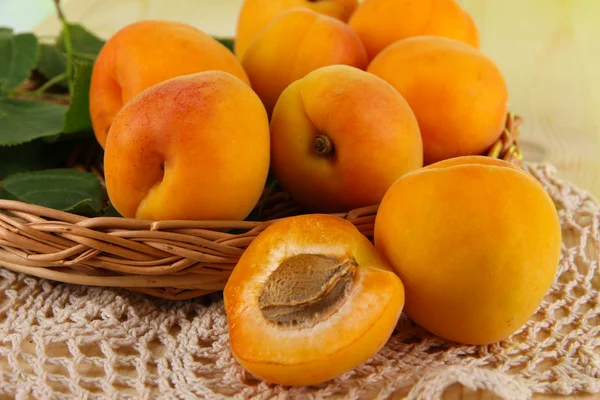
[242,8,368,115]
[235,0,358,60]
[374,156,562,345]
[349,0,479,60]
[270,65,423,213]
[368,36,508,165]
[90,20,249,149]
[224,214,405,386]
[104,71,270,221]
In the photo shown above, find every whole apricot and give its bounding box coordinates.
[104,71,270,221]
[368,36,508,165]
[270,65,423,213]
[374,156,562,345]
[224,214,404,386]
[349,0,479,60]
[90,20,249,149]
[235,0,358,60]
[242,8,368,115]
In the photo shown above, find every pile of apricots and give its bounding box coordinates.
[90,0,562,387]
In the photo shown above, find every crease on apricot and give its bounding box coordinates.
[288,12,320,82]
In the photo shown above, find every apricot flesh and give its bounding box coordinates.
[224,214,405,386]
[374,156,562,345]
[235,0,358,60]
[104,71,270,221]
[349,0,479,60]
[368,36,508,165]
[242,9,368,115]
[270,65,422,213]
[90,20,249,149]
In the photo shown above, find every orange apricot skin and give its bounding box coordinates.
[242,9,368,115]
[349,0,479,60]
[90,20,249,149]
[235,0,358,60]
[374,156,562,345]
[368,36,508,165]
[104,71,270,221]
[270,65,422,213]
[224,214,404,386]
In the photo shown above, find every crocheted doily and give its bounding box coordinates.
[1,163,599,400]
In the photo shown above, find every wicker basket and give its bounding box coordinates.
[0,114,523,300]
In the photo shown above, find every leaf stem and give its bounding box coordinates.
[53,0,75,93]
[71,50,97,61]
[34,72,67,94]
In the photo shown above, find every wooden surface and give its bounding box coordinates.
[29,0,600,398]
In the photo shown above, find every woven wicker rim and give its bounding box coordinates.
[0,114,523,300]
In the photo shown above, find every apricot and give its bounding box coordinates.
[242,8,368,115]
[224,214,404,386]
[90,20,249,149]
[104,71,270,221]
[374,156,562,345]
[368,36,508,165]
[349,0,479,60]
[270,65,423,213]
[235,0,358,60]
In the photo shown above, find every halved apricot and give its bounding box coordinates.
[224,214,404,386]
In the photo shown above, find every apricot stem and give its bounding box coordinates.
[314,135,334,156]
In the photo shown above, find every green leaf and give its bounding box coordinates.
[214,37,234,52]
[0,187,17,201]
[57,24,104,60]
[36,43,68,88]
[63,60,93,133]
[0,139,76,179]
[0,29,39,92]
[0,98,68,146]
[0,169,103,215]
[36,24,104,90]
[103,203,122,217]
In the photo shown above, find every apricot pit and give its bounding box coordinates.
[259,254,357,328]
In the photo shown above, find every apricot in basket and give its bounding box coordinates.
[368,36,508,165]
[235,0,358,60]
[349,0,479,60]
[90,20,249,148]
[241,8,368,115]
[270,65,423,213]
[104,71,270,221]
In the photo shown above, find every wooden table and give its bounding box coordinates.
[31,0,600,398]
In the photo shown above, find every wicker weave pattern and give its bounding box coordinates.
[0,114,523,299]
[0,199,376,299]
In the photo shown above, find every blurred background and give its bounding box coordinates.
[0,0,54,32]
[1,0,599,199]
